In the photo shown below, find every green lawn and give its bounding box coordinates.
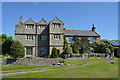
[2,58,118,78]
[1,65,50,71]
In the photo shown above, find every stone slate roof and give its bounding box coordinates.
[63,30,100,37]
[110,40,120,47]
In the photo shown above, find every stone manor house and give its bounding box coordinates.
[15,17,100,58]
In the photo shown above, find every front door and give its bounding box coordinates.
[57,50,60,56]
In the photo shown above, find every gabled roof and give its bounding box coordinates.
[50,17,64,24]
[24,18,36,24]
[37,18,47,25]
[110,40,120,47]
[64,30,100,37]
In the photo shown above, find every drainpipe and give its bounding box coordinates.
[35,23,38,57]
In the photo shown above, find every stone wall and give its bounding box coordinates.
[1,58,62,66]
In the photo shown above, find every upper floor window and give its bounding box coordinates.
[68,37,73,43]
[53,34,60,40]
[26,24,34,29]
[89,37,94,43]
[41,36,47,40]
[53,24,60,28]
[39,25,46,29]
[26,35,33,40]
[26,47,33,55]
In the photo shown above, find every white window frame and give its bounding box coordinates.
[26,47,33,55]
[89,37,94,43]
[53,34,60,40]
[68,37,73,43]
[41,36,47,40]
[26,35,33,40]
[39,25,46,29]
[26,24,34,29]
[53,24,60,28]
[41,47,46,54]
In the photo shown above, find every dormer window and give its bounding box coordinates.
[53,24,60,28]
[26,24,34,29]
[39,25,46,29]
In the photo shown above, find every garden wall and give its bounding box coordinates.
[1,58,62,66]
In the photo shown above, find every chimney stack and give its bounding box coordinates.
[19,16,22,24]
[92,24,96,31]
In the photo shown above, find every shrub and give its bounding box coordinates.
[105,48,111,53]
[64,47,72,54]
[50,47,59,58]
[9,40,25,59]
[71,43,79,54]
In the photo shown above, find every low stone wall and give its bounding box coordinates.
[1,58,62,66]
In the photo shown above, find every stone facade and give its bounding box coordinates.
[15,17,100,57]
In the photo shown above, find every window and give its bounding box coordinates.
[41,48,46,54]
[89,37,94,43]
[68,37,73,43]
[53,34,60,40]
[26,35,33,40]
[53,24,60,28]
[26,24,34,29]
[26,47,33,55]
[90,47,94,52]
[39,25,46,29]
[41,36,47,40]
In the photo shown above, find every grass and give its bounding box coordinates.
[1,58,115,71]
[1,65,50,71]
[63,58,117,64]
[2,58,118,78]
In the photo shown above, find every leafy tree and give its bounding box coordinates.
[64,46,72,54]
[63,38,68,51]
[9,40,25,59]
[63,28,67,30]
[79,37,91,53]
[71,36,79,54]
[0,34,13,55]
[94,43,106,53]
[105,47,111,53]
[50,47,59,58]
[94,40,114,54]
[71,43,79,54]
[102,39,114,53]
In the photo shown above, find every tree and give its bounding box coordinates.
[71,43,79,54]
[50,47,59,58]
[63,38,68,51]
[94,43,106,53]
[94,40,114,54]
[64,46,72,54]
[9,40,25,59]
[102,39,114,53]
[105,47,111,53]
[79,37,91,53]
[0,34,13,55]
[71,36,79,54]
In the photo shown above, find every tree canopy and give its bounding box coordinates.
[9,40,25,58]
[0,34,13,55]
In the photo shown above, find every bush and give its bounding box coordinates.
[9,40,25,59]
[50,47,59,58]
[105,48,111,53]
[64,47,72,54]
[71,43,79,54]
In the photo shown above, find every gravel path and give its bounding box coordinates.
[1,59,117,76]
